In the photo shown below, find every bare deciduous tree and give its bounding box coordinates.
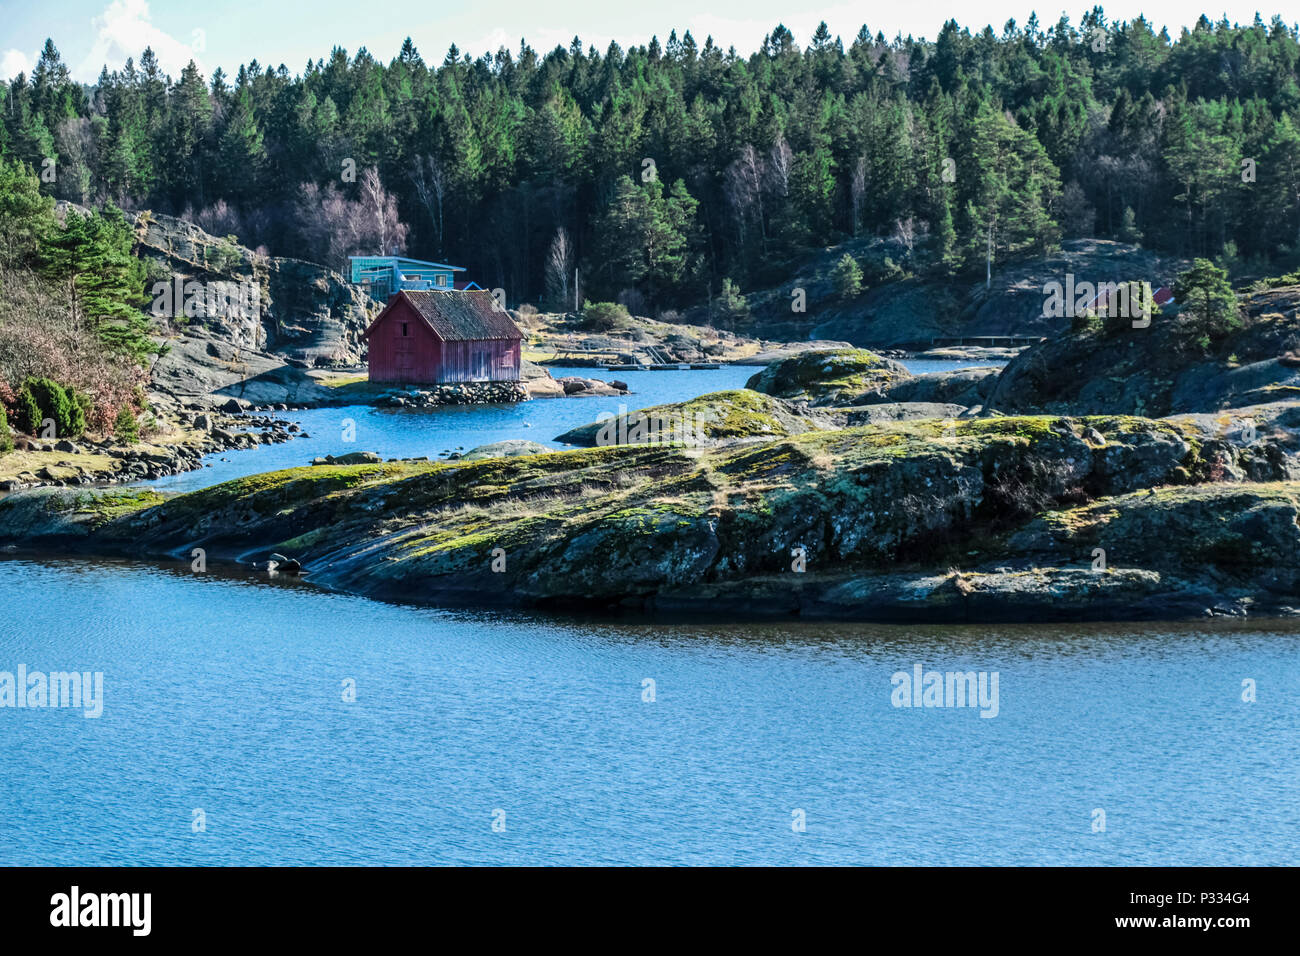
[358,166,407,258]
[850,155,867,236]
[54,117,96,204]
[723,145,766,250]
[765,135,793,198]
[545,227,574,310]
[893,216,919,258]
[409,154,446,257]
[296,167,409,270]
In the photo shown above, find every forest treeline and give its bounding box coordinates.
[4,10,1300,311]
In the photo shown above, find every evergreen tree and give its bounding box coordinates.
[164,61,214,208]
[1173,258,1240,341]
[216,88,267,203]
[0,157,57,268]
[5,17,1300,304]
[961,104,1062,286]
[39,204,157,363]
[591,174,652,293]
[831,253,864,298]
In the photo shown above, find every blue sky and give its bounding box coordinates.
[1,0,1294,82]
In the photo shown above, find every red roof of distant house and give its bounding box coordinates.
[1082,282,1174,312]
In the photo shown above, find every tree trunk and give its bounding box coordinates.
[985,224,993,290]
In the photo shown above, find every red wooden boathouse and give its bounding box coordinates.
[362,290,523,385]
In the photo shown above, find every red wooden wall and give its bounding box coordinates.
[437,339,521,383]
[366,298,521,384]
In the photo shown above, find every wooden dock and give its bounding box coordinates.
[929,335,1044,347]
[554,341,721,372]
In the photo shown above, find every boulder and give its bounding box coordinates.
[879,367,1001,407]
[745,348,911,406]
[561,377,590,394]
[460,440,551,461]
[315,451,382,465]
[987,284,1300,416]
[556,389,826,447]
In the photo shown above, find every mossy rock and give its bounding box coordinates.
[3,414,1294,621]
[554,389,824,447]
[744,348,911,406]
[1006,481,1300,575]
[460,440,551,460]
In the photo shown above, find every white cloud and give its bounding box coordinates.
[74,0,203,81]
[1,48,35,80]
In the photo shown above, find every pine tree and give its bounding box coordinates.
[0,157,57,269]
[831,253,864,298]
[961,104,1062,286]
[40,204,157,363]
[164,61,214,209]
[644,179,701,304]
[1173,258,1240,342]
[216,89,267,203]
[591,174,652,293]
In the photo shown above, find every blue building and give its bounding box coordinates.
[348,256,466,301]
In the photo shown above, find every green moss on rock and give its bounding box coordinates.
[554,389,823,446]
[744,348,912,406]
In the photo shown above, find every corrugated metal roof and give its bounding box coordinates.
[364,290,523,341]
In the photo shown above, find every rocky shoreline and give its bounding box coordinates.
[0,409,302,491]
[6,237,1300,623]
[3,403,1299,623]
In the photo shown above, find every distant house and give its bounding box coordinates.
[348,256,466,301]
[363,290,523,384]
[1082,281,1174,315]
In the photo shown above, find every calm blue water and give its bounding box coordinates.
[147,360,986,493]
[1,556,1297,866]
[20,358,1279,867]
[149,365,754,492]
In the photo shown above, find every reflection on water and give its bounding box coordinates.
[2,555,1297,866]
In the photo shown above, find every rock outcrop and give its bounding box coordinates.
[555,390,827,447]
[460,440,551,460]
[879,366,1001,408]
[0,409,301,491]
[5,413,1298,621]
[132,212,381,410]
[744,348,912,406]
[685,237,1186,349]
[135,212,376,369]
[987,284,1300,416]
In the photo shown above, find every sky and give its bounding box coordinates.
[0,0,1295,82]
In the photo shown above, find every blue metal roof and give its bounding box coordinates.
[348,255,465,280]
[348,255,471,300]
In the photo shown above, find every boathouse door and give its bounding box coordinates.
[393,319,414,382]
